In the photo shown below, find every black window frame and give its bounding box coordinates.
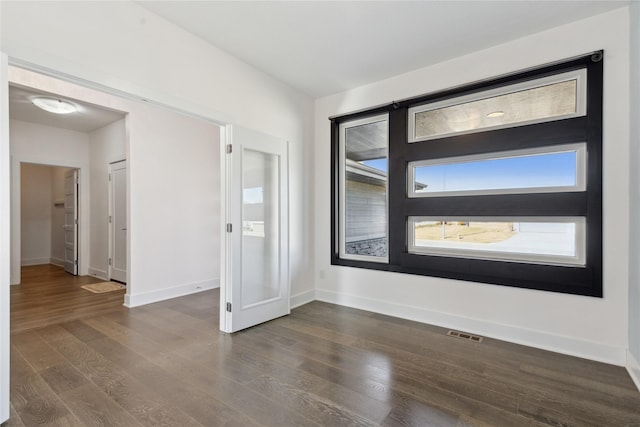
[330,51,603,297]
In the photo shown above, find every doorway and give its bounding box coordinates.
[8,82,127,285]
[19,163,78,274]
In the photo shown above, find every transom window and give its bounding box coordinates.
[331,52,603,297]
[408,143,586,197]
[408,69,586,142]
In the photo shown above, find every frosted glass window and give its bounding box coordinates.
[242,149,280,306]
[409,70,585,142]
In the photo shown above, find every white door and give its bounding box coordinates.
[109,161,127,283]
[221,125,289,333]
[63,169,78,275]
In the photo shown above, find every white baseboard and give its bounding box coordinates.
[291,289,315,309]
[315,289,627,366]
[627,350,640,392]
[50,257,65,267]
[124,278,220,308]
[88,267,108,281]
[20,257,50,266]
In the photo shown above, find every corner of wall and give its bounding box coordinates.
[88,267,108,281]
[627,350,640,392]
[291,289,315,309]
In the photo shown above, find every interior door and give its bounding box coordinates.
[221,125,289,333]
[109,161,127,283]
[63,169,78,275]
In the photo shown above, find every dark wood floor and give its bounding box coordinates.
[5,265,640,426]
[11,264,126,334]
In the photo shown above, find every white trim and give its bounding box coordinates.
[50,257,65,267]
[316,288,626,365]
[20,258,51,266]
[408,143,587,198]
[338,113,389,264]
[290,289,315,309]
[1,51,11,425]
[124,278,219,308]
[88,267,108,281]
[627,350,640,392]
[408,216,586,267]
[408,69,587,143]
[220,126,230,332]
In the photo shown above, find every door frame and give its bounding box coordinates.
[1,52,10,425]
[108,159,127,283]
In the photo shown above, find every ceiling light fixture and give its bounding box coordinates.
[486,110,505,118]
[32,97,77,114]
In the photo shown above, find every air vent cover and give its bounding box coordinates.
[447,330,483,343]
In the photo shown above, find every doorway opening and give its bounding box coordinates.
[19,163,78,275]
[9,77,128,301]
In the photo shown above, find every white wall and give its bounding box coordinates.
[627,1,640,388]
[20,163,52,265]
[315,8,631,365]
[126,105,221,305]
[89,119,126,279]
[1,0,315,302]
[10,119,90,284]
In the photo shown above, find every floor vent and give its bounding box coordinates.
[447,330,483,343]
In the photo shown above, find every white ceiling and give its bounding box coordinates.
[9,85,126,133]
[138,0,628,98]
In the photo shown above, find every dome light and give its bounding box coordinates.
[486,110,505,118]
[32,97,77,114]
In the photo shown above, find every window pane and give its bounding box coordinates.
[410,70,585,141]
[410,145,584,196]
[242,149,280,305]
[340,116,388,261]
[409,218,585,266]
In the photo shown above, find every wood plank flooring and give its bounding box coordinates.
[5,265,640,426]
[11,265,126,333]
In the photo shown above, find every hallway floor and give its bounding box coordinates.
[10,265,126,334]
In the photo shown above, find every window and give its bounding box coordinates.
[331,52,603,297]
[338,115,389,262]
[408,217,585,266]
[408,69,586,142]
[408,144,586,197]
